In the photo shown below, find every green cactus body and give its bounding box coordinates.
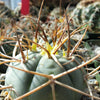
[5,50,42,98]
[72,1,100,33]
[5,50,85,100]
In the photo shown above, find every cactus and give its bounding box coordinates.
[1,7,88,99]
[5,49,85,100]
[4,19,86,100]
[71,0,100,33]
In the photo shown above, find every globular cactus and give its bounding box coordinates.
[2,8,87,99]
[71,0,100,33]
[4,22,86,100]
[5,50,86,100]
